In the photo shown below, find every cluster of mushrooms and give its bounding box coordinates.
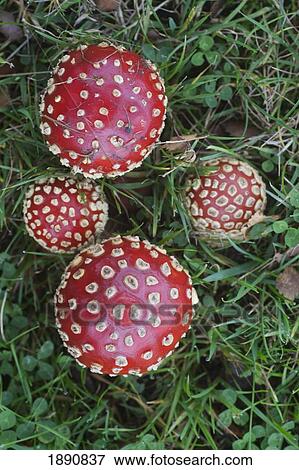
[23,42,267,377]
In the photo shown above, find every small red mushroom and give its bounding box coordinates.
[40,42,167,179]
[184,158,266,242]
[54,235,198,376]
[23,176,108,253]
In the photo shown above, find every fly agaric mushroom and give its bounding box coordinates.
[23,176,108,253]
[40,42,167,179]
[54,235,198,376]
[184,158,266,242]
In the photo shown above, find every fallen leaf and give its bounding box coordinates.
[276,266,299,300]
[174,149,197,163]
[0,58,19,76]
[0,10,23,42]
[265,242,299,270]
[147,29,164,42]
[210,0,225,18]
[0,89,11,107]
[162,134,199,152]
[95,0,120,12]
[215,119,259,138]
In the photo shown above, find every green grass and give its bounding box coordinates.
[0,0,298,450]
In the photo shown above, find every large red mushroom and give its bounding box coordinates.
[54,235,198,376]
[23,176,108,253]
[184,158,267,242]
[40,42,167,178]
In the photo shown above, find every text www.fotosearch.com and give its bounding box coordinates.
[113,453,253,467]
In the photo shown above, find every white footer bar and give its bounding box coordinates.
[0,450,298,469]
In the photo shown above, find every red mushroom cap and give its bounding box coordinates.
[23,176,108,253]
[184,158,266,241]
[40,42,167,179]
[54,235,198,376]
